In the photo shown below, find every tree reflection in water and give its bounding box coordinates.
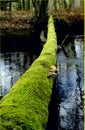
[0,51,37,95]
[46,37,84,130]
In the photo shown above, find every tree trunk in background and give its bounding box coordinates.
[75,0,80,7]
[24,0,29,10]
[32,0,40,18]
[54,0,57,10]
[23,0,33,10]
[48,0,60,13]
[66,0,74,10]
[80,0,84,6]
[53,0,62,11]
[63,0,67,9]
[59,0,64,9]
[39,0,49,21]
[32,0,49,21]
[20,0,24,10]
[29,0,33,10]
[9,2,12,10]
[48,0,54,13]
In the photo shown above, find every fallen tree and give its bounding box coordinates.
[0,15,57,130]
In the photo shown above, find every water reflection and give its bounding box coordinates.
[57,38,84,130]
[46,37,84,130]
[75,39,83,58]
[0,52,37,95]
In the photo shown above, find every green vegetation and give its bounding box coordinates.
[0,15,57,130]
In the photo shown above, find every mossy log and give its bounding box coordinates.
[0,15,57,130]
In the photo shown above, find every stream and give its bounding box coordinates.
[0,35,84,130]
[0,51,38,96]
[46,36,84,130]
[57,37,84,130]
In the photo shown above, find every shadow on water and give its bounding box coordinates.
[0,35,42,53]
[46,78,60,130]
[45,36,84,130]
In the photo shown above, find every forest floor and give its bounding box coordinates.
[0,8,84,36]
[0,8,84,29]
[0,10,34,29]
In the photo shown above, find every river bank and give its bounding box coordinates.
[0,9,84,36]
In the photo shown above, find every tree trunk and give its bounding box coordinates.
[38,0,49,21]
[29,0,33,10]
[9,2,12,10]
[67,0,73,10]
[24,0,28,10]
[21,0,24,10]
[80,0,84,6]
[32,0,49,21]
[63,0,67,9]
[75,0,80,7]
[59,0,64,9]
[54,0,57,11]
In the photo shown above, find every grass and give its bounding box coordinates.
[0,15,57,130]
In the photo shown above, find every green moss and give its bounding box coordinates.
[0,15,57,130]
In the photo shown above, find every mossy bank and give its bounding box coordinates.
[0,15,57,130]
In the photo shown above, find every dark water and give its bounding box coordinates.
[57,38,84,130]
[0,51,38,96]
[46,36,84,130]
